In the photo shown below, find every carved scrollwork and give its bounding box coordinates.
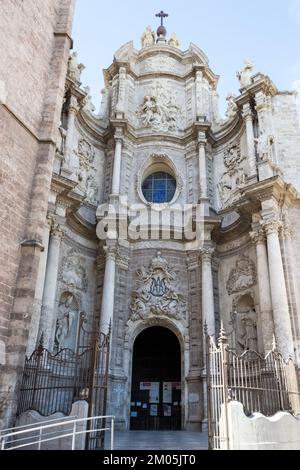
[129,252,186,322]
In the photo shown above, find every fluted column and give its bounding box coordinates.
[39,224,64,349]
[243,103,256,178]
[63,95,79,169]
[198,131,208,200]
[200,248,215,337]
[263,219,294,358]
[250,229,274,352]
[111,130,123,195]
[100,244,117,335]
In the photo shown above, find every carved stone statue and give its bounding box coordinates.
[141,26,155,48]
[55,294,77,350]
[236,60,254,90]
[227,256,257,295]
[129,252,186,322]
[168,33,180,48]
[68,52,85,84]
[83,86,96,114]
[225,93,238,119]
[236,309,258,353]
[57,121,67,156]
[255,129,275,161]
[218,145,246,208]
[99,88,110,120]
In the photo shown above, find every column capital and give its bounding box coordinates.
[68,95,80,114]
[280,223,293,240]
[200,247,215,262]
[114,128,124,143]
[249,229,266,245]
[242,102,253,119]
[197,130,207,147]
[103,243,117,261]
[50,223,65,240]
[262,218,282,236]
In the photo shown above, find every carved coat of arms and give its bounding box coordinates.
[129,252,186,322]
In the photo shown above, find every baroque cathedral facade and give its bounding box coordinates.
[1,2,300,433]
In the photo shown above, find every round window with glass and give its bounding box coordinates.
[142,172,177,204]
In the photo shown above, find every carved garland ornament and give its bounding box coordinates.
[129,252,186,322]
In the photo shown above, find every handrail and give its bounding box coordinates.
[0,415,115,451]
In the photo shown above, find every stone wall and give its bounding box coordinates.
[0,0,75,426]
[220,401,300,450]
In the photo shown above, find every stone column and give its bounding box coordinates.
[198,131,208,200]
[39,224,64,349]
[243,103,257,178]
[62,95,79,172]
[111,131,123,196]
[100,244,117,335]
[26,216,52,354]
[263,219,294,358]
[250,229,274,352]
[200,248,215,337]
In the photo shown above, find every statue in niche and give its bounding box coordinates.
[255,129,275,161]
[227,256,257,295]
[141,26,155,48]
[68,52,85,84]
[236,60,254,90]
[236,308,258,353]
[140,95,160,127]
[55,293,78,350]
[225,93,238,119]
[168,33,180,48]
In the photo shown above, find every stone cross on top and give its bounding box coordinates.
[156,10,169,27]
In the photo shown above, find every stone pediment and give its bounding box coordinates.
[129,252,186,322]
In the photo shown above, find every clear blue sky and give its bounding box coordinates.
[73,0,300,117]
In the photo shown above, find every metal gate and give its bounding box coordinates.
[206,326,300,450]
[17,314,110,449]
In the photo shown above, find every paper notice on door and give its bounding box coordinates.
[163,382,172,403]
[163,404,172,417]
[149,382,159,403]
[150,404,158,416]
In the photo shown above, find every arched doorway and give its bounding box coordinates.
[130,326,181,431]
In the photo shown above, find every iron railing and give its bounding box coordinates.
[16,315,111,449]
[0,415,115,451]
[207,326,300,450]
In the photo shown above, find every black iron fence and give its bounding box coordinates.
[207,326,300,450]
[16,315,110,449]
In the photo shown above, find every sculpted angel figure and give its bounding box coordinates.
[68,52,85,83]
[168,33,180,48]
